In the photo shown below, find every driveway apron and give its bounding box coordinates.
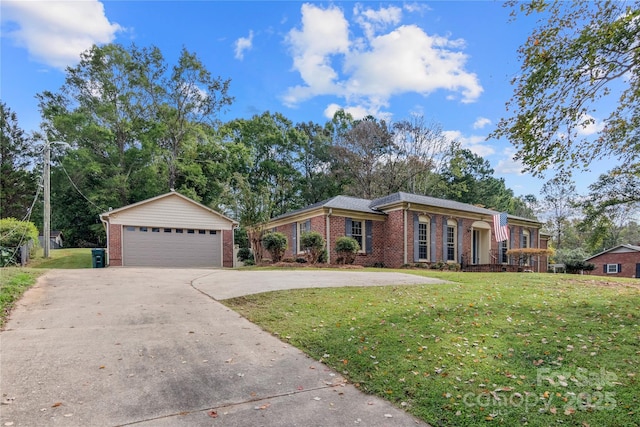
[0,269,432,426]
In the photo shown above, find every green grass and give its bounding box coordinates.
[0,268,42,328]
[223,270,640,427]
[28,248,93,269]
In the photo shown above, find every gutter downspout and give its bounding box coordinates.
[326,208,332,264]
[99,214,109,266]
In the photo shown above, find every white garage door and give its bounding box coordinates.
[123,226,222,267]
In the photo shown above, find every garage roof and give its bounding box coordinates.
[100,191,238,230]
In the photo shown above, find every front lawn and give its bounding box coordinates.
[0,268,42,328]
[28,248,93,269]
[223,271,640,427]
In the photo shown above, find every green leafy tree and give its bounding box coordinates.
[152,47,233,192]
[0,103,37,220]
[540,175,577,249]
[435,149,516,212]
[495,1,640,205]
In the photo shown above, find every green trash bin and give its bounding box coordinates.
[92,248,106,268]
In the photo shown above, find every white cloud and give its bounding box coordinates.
[494,147,526,175]
[283,4,482,115]
[1,0,122,69]
[443,130,494,157]
[234,30,254,60]
[354,4,402,40]
[473,117,491,129]
[576,113,604,136]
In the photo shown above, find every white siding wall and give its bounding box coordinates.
[108,194,234,230]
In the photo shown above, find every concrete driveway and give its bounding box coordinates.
[1,269,442,426]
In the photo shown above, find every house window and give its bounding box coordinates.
[199,230,206,234]
[187,229,195,234]
[152,228,160,232]
[164,228,172,233]
[500,240,508,264]
[418,220,428,260]
[209,230,217,235]
[446,219,457,262]
[606,264,620,274]
[176,229,183,233]
[522,230,530,248]
[139,227,148,232]
[298,220,311,253]
[126,226,135,232]
[351,220,363,251]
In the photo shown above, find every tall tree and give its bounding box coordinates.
[579,173,640,251]
[436,148,515,211]
[329,114,395,199]
[540,175,577,249]
[0,103,37,220]
[220,112,304,217]
[153,47,233,191]
[494,1,640,207]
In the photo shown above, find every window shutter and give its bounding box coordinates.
[305,219,311,232]
[509,227,513,249]
[499,240,503,262]
[345,218,352,237]
[618,264,622,273]
[457,221,463,263]
[520,229,524,248]
[442,216,448,261]
[603,264,607,273]
[292,223,297,254]
[413,213,419,262]
[365,220,373,254]
[430,216,437,262]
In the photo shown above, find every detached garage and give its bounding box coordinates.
[100,191,238,268]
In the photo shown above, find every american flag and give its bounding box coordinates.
[493,212,509,242]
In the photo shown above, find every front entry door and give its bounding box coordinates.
[472,230,480,264]
[636,263,640,279]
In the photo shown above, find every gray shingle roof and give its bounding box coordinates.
[269,195,383,221]
[270,191,540,223]
[370,191,499,216]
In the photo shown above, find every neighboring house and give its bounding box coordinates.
[38,230,64,249]
[100,191,238,268]
[584,244,640,278]
[265,191,549,271]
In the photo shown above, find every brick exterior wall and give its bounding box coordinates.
[588,251,640,278]
[107,224,122,266]
[382,210,405,267]
[267,208,545,270]
[223,229,234,268]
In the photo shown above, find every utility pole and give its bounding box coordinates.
[44,140,51,259]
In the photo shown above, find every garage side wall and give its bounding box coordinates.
[108,224,123,266]
[223,230,234,268]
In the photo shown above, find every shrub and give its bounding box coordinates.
[300,231,325,264]
[335,236,360,265]
[262,232,288,263]
[0,218,39,266]
[237,247,252,262]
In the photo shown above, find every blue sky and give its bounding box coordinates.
[0,1,609,199]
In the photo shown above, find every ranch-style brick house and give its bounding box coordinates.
[584,244,640,278]
[265,191,549,271]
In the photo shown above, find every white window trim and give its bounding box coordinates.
[351,219,365,253]
[297,220,311,254]
[418,216,429,261]
[606,264,619,274]
[446,219,457,262]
